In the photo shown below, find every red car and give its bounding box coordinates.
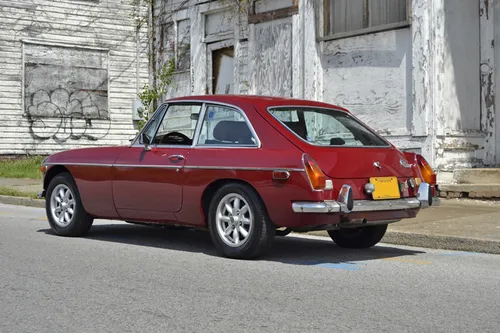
[40,95,439,259]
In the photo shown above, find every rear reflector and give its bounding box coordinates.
[272,170,290,180]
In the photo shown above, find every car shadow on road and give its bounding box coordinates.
[38,223,425,266]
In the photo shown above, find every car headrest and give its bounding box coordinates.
[284,121,307,140]
[213,121,254,144]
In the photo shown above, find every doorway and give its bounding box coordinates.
[212,46,234,94]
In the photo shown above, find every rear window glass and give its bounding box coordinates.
[268,107,389,147]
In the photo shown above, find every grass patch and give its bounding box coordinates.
[0,186,39,199]
[0,156,45,179]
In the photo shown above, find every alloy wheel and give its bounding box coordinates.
[50,184,76,227]
[215,193,253,247]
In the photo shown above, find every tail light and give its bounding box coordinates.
[303,154,326,190]
[416,154,437,185]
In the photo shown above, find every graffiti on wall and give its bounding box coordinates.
[26,87,110,142]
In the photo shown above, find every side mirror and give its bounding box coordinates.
[142,133,152,151]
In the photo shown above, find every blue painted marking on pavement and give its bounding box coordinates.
[437,251,477,257]
[315,263,360,271]
[289,261,361,271]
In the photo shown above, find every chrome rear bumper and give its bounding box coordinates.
[292,182,439,214]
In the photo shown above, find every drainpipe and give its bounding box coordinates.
[301,0,306,99]
[148,0,156,91]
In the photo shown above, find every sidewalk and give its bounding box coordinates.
[0,177,42,193]
[383,199,500,253]
[304,198,500,254]
[0,177,498,253]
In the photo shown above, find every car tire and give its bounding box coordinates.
[208,183,275,259]
[46,172,93,237]
[327,224,388,249]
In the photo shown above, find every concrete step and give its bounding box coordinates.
[453,168,500,184]
[439,184,500,199]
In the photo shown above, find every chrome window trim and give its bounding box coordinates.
[194,145,260,149]
[141,102,205,148]
[266,105,392,148]
[191,102,207,147]
[194,102,261,148]
[131,99,262,150]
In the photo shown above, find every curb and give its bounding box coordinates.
[308,230,500,255]
[0,195,45,208]
[382,231,500,255]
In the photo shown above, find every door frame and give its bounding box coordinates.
[206,39,234,95]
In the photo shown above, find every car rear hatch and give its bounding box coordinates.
[264,106,416,199]
[306,146,414,179]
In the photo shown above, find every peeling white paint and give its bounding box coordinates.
[156,0,499,171]
[321,28,411,137]
[480,0,496,165]
[494,0,500,165]
[0,0,149,155]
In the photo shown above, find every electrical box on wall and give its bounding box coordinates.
[132,100,144,121]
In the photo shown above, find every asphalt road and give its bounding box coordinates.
[1,203,499,333]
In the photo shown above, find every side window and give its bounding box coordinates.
[197,105,257,146]
[269,109,299,122]
[152,104,202,145]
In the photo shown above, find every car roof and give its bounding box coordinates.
[166,95,350,113]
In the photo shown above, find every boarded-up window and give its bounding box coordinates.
[204,10,234,42]
[324,0,408,36]
[23,43,110,142]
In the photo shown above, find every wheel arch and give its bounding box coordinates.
[200,178,272,226]
[44,165,73,191]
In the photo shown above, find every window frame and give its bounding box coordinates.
[267,105,392,149]
[195,103,261,149]
[151,102,204,147]
[132,101,262,149]
[319,0,411,42]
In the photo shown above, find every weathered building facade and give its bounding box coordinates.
[0,0,149,155]
[155,0,500,179]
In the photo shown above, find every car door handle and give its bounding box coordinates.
[168,154,185,161]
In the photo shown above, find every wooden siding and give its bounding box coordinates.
[0,0,149,155]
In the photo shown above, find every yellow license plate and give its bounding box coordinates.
[370,177,401,200]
